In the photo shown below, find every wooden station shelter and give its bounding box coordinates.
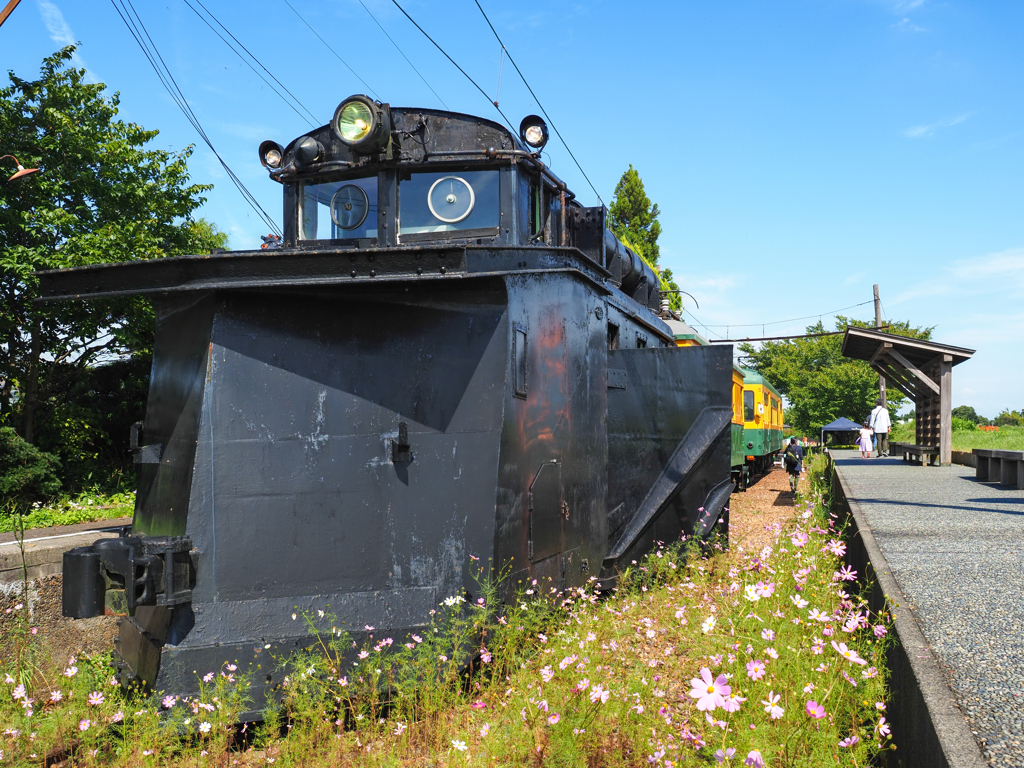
[841,327,975,466]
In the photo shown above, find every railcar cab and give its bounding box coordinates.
[258,95,662,312]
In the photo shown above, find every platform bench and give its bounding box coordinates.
[974,449,1024,488]
[893,443,939,466]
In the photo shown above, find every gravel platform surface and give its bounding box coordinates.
[833,450,1024,767]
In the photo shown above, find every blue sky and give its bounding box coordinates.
[3,0,1022,418]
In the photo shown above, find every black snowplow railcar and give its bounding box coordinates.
[45,97,733,707]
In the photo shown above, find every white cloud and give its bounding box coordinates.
[36,1,97,82]
[842,272,864,286]
[892,17,926,32]
[903,112,971,139]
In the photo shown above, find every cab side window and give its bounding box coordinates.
[744,391,755,422]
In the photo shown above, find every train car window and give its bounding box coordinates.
[513,325,528,399]
[607,323,620,350]
[398,170,499,235]
[298,176,378,241]
[636,332,647,349]
[744,390,754,422]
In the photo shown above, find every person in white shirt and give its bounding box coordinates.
[869,399,892,457]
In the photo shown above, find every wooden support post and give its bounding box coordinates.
[939,354,952,466]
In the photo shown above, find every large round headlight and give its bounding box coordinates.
[332,95,390,152]
[519,115,549,150]
[259,140,284,169]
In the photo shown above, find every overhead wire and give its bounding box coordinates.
[283,0,379,100]
[472,0,604,205]
[355,0,449,110]
[109,0,280,236]
[697,300,874,328]
[390,0,518,134]
[185,0,319,128]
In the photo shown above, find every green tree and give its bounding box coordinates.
[951,405,980,423]
[609,165,662,266]
[0,47,226,460]
[994,409,1024,427]
[738,317,933,435]
[608,166,681,310]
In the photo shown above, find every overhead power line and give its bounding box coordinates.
[708,325,891,344]
[284,0,379,101]
[698,300,874,328]
[109,0,280,236]
[472,0,604,206]
[390,0,517,135]
[186,0,319,128]
[356,0,448,110]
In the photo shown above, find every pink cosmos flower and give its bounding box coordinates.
[87,691,104,707]
[790,594,809,609]
[875,716,891,738]
[715,747,736,763]
[755,581,775,598]
[745,750,765,767]
[838,565,857,581]
[722,691,747,713]
[537,700,549,712]
[761,629,775,642]
[479,723,490,737]
[746,660,766,681]
[791,531,808,547]
[541,666,555,683]
[761,691,784,719]
[831,640,867,665]
[162,695,177,709]
[706,712,727,730]
[576,678,590,692]
[765,647,778,660]
[78,720,91,732]
[873,625,888,638]
[202,672,215,683]
[471,700,486,709]
[805,700,825,719]
[589,684,610,704]
[548,713,560,725]
[50,690,63,702]
[688,667,730,711]
[839,735,860,748]
[824,539,847,557]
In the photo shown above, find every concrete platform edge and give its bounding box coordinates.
[830,456,988,768]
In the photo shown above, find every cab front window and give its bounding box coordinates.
[399,169,499,238]
[298,175,378,242]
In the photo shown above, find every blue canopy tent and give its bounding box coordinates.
[821,417,862,447]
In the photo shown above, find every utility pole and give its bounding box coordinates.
[874,284,886,407]
[0,0,25,29]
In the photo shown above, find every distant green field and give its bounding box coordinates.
[890,422,1024,451]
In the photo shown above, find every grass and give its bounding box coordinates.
[889,422,1024,451]
[1,455,894,766]
[0,490,134,533]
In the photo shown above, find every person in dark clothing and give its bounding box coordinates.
[782,437,804,493]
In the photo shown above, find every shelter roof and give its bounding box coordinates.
[821,416,863,432]
[841,327,975,368]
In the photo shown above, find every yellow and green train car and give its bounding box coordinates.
[667,317,785,490]
[737,369,784,486]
